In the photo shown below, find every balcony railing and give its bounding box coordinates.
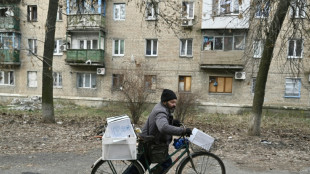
[67,14,105,30]
[66,49,104,65]
[200,50,244,69]
[0,49,20,65]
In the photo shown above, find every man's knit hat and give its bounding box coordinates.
[161,89,177,102]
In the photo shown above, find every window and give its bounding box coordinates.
[28,39,37,55]
[113,39,125,56]
[251,78,256,94]
[291,0,306,18]
[0,33,21,50]
[146,39,157,56]
[0,7,14,17]
[57,5,63,21]
[0,71,14,86]
[114,3,125,20]
[209,76,232,93]
[27,5,37,22]
[255,0,270,18]
[77,73,96,88]
[180,39,193,57]
[182,1,194,19]
[285,78,301,98]
[253,40,263,58]
[179,76,191,92]
[54,39,63,55]
[53,72,62,88]
[112,74,124,90]
[288,39,303,58]
[27,71,37,88]
[146,2,158,20]
[202,34,245,51]
[79,40,98,49]
[212,0,239,15]
[144,75,156,90]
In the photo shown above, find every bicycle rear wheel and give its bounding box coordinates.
[91,159,144,174]
[177,151,225,174]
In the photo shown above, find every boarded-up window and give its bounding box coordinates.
[179,76,191,92]
[112,74,124,90]
[28,71,37,88]
[209,76,232,93]
[144,75,156,90]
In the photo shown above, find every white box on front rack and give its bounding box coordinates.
[102,133,137,160]
[188,128,215,151]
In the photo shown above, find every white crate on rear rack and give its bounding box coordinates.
[102,115,137,160]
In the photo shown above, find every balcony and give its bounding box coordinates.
[0,6,20,31]
[66,49,104,66]
[67,14,105,31]
[200,50,244,69]
[0,49,20,65]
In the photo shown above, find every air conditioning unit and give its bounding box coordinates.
[60,45,67,51]
[235,72,246,80]
[181,19,193,27]
[97,68,105,75]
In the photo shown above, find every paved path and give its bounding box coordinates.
[0,149,309,174]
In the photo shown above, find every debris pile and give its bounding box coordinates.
[8,96,42,111]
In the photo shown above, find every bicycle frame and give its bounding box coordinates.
[142,138,191,173]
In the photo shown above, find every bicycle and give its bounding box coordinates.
[91,128,226,174]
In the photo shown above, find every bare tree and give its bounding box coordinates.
[174,92,199,122]
[42,0,59,123]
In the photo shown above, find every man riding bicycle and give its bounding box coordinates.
[126,89,192,174]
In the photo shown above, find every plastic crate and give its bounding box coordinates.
[188,128,214,151]
[102,133,137,160]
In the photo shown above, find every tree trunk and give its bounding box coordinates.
[42,0,59,123]
[248,0,290,136]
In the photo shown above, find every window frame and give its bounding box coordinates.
[0,70,14,86]
[113,3,126,21]
[182,1,194,19]
[144,75,157,91]
[202,34,246,51]
[290,0,306,18]
[79,39,98,49]
[27,5,37,22]
[178,76,192,92]
[209,76,233,93]
[253,40,263,58]
[218,0,240,15]
[146,2,158,20]
[112,74,124,90]
[54,39,63,55]
[56,5,63,21]
[28,39,37,55]
[113,39,125,56]
[254,0,270,18]
[287,39,303,59]
[27,71,37,88]
[77,73,97,89]
[251,78,256,94]
[180,39,193,57]
[145,39,158,56]
[284,78,301,98]
[53,72,62,88]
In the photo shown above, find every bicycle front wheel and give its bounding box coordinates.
[177,151,225,174]
[91,159,144,174]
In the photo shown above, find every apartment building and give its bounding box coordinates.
[0,0,310,114]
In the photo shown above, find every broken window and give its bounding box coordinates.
[27,71,37,88]
[253,40,263,58]
[112,74,124,90]
[114,3,125,20]
[53,72,62,88]
[27,5,37,22]
[209,76,232,93]
[213,0,239,15]
[179,76,191,92]
[144,75,157,91]
[0,33,20,50]
[57,5,63,21]
[251,78,256,94]
[0,71,14,86]
[285,78,301,98]
[180,39,193,57]
[290,0,306,18]
[146,2,158,20]
[202,34,245,51]
[182,1,194,19]
[69,0,101,14]
[77,73,96,88]
[255,0,270,18]
[146,39,157,56]
[288,39,303,58]
[54,39,63,55]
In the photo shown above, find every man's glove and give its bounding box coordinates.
[184,128,192,137]
[172,119,181,127]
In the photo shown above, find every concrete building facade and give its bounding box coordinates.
[1,0,310,114]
